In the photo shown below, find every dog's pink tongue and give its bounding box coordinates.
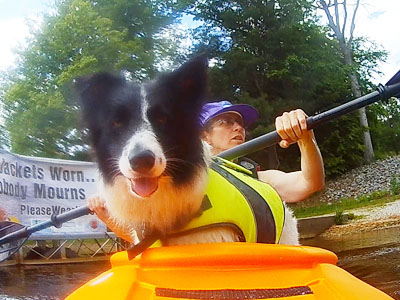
[131,177,158,197]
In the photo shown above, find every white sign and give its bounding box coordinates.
[0,149,107,237]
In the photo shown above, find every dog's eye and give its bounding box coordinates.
[112,120,123,129]
[148,107,167,126]
[111,108,130,130]
[157,116,167,125]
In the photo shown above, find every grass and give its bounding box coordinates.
[289,190,400,219]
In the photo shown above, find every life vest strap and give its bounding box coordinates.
[127,231,160,260]
[164,222,246,243]
[210,160,277,244]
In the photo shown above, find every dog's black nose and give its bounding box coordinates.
[129,150,156,173]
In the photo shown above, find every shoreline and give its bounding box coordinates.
[298,199,400,240]
[319,215,400,239]
[301,216,400,254]
[315,199,400,239]
[300,200,400,253]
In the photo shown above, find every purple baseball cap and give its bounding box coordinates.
[200,100,259,127]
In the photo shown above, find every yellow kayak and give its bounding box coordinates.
[66,243,393,299]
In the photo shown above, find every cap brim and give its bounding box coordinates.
[212,104,259,127]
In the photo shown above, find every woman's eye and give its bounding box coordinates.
[215,119,229,126]
[222,119,230,125]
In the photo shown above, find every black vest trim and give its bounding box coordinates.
[211,161,276,244]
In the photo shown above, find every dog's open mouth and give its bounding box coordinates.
[130,177,159,197]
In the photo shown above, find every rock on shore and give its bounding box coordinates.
[317,155,400,202]
[307,155,400,238]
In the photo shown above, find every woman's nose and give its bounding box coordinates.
[232,121,243,131]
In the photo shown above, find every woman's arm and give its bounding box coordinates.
[258,109,325,203]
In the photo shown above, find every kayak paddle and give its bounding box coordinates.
[0,206,90,262]
[219,70,400,160]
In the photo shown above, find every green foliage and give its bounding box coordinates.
[368,99,400,158]
[291,189,392,219]
[355,190,389,203]
[316,113,365,177]
[347,212,356,220]
[390,175,400,196]
[334,210,356,225]
[0,0,178,159]
[334,210,346,225]
[352,37,388,88]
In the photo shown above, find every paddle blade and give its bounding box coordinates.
[386,69,400,97]
[0,222,27,262]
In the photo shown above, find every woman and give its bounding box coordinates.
[200,100,325,203]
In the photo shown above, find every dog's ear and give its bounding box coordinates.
[168,55,209,105]
[75,72,125,111]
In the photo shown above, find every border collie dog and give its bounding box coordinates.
[77,56,298,246]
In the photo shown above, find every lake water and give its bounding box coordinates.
[302,226,400,300]
[0,261,110,300]
[0,229,399,300]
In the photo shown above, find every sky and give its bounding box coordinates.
[340,0,400,84]
[0,0,49,70]
[0,0,399,84]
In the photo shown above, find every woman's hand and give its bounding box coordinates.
[275,109,312,148]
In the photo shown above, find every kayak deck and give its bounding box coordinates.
[66,243,393,299]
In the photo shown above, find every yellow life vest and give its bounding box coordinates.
[167,158,285,244]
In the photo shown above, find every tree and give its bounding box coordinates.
[181,0,366,175]
[316,0,375,163]
[0,0,178,159]
[368,99,400,157]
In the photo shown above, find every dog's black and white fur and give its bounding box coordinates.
[77,56,298,246]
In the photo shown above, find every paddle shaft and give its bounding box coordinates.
[219,82,400,161]
[0,206,90,245]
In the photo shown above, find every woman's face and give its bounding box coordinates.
[202,112,246,155]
